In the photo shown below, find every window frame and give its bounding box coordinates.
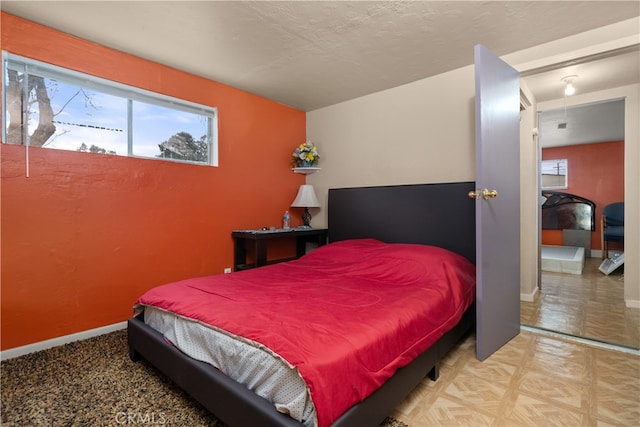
[540,158,568,190]
[2,52,218,166]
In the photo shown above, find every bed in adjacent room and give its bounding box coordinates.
[128,181,477,427]
[541,191,596,275]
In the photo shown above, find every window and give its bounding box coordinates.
[541,159,568,190]
[2,53,217,166]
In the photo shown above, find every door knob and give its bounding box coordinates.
[468,189,498,200]
[483,189,498,199]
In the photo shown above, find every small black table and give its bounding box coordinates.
[232,227,328,271]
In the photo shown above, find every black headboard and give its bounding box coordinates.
[328,182,476,263]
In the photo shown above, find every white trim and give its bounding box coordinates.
[512,35,640,74]
[520,286,538,302]
[0,321,127,360]
[625,299,640,309]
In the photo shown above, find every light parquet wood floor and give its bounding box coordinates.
[391,331,640,426]
[391,257,640,426]
[521,257,639,349]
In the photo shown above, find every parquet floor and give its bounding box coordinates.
[521,257,639,349]
[391,257,640,426]
[391,331,640,426]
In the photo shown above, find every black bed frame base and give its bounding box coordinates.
[128,181,477,426]
[128,303,474,427]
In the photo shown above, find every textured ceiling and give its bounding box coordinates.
[2,1,639,112]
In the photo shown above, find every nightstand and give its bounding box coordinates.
[232,228,328,271]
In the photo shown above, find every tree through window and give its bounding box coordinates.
[3,53,218,166]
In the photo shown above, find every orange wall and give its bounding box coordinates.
[0,13,306,350]
[541,141,624,249]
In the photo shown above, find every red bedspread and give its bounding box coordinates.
[136,239,476,426]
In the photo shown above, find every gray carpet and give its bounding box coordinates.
[1,330,409,427]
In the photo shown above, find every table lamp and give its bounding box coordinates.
[291,185,320,228]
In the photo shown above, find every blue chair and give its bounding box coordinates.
[601,202,624,259]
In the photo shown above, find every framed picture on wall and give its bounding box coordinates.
[541,158,568,190]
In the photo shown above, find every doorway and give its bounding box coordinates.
[525,101,637,348]
[519,47,639,349]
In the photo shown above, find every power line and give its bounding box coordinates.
[52,120,123,132]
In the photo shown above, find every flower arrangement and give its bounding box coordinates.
[292,140,320,167]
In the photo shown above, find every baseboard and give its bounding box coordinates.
[520,287,538,302]
[591,249,603,259]
[0,321,127,360]
[625,299,640,309]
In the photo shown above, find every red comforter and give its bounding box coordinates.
[136,238,476,426]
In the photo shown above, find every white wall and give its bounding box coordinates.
[307,64,476,222]
[519,79,539,301]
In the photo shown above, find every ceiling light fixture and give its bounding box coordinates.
[561,75,578,96]
[557,75,578,130]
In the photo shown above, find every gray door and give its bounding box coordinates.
[474,44,521,361]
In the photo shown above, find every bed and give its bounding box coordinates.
[541,191,596,231]
[540,191,595,273]
[128,181,477,427]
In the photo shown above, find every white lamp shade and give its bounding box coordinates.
[291,185,320,208]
